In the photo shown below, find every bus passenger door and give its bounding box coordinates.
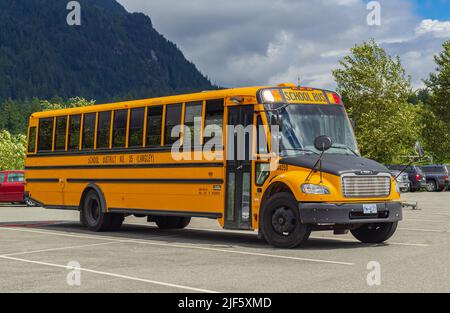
[225,106,254,230]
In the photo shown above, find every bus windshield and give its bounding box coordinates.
[266,104,359,157]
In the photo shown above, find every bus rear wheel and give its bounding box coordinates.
[261,193,310,249]
[82,190,124,232]
[351,222,398,244]
[154,216,191,230]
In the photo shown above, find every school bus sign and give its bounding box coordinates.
[282,90,328,104]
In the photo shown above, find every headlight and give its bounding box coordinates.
[395,181,400,194]
[301,184,330,195]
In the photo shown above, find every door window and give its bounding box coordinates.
[7,173,24,183]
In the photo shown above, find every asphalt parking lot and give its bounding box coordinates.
[0,192,449,293]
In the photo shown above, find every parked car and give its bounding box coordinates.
[0,170,25,204]
[387,165,427,192]
[420,165,449,192]
[448,165,450,190]
[389,170,410,193]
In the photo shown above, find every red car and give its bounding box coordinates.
[0,170,25,204]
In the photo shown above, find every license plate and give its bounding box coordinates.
[363,204,378,215]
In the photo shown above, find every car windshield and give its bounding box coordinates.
[265,104,359,157]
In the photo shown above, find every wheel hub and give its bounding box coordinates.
[272,207,296,235]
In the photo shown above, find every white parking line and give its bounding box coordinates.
[0,227,354,266]
[310,236,430,247]
[0,254,218,293]
[4,241,122,257]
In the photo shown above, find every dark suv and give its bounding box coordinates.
[420,165,449,192]
[387,165,427,192]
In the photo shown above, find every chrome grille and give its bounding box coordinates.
[342,175,391,198]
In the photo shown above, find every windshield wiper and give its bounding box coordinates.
[330,144,359,156]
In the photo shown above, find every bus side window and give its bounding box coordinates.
[38,118,54,152]
[97,111,111,149]
[54,116,67,151]
[146,106,163,147]
[184,101,203,147]
[112,109,128,148]
[164,104,182,146]
[204,99,224,147]
[68,115,81,151]
[82,113,96,150]
[28,127,36,153]
[129,108,145,147]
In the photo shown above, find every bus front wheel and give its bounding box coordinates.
[154,216,191,230]
[261,193,311,249]
[351,222,398,244]
[82,190,124,232]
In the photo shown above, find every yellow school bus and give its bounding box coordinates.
[25,84,403,248]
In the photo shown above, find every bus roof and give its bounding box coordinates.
[30,84,336,119]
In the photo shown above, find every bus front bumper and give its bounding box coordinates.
[298,202,402,225]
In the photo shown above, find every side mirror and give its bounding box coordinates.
[270,114,283,132]
[270,115,277,126]
[415,141,425,158]
[314,135,333,152]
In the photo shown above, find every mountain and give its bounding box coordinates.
[0,0,214,103]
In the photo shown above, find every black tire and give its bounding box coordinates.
[176,217,191,229]
[82,190,123,232]
[154,216,191,229]
[80,209,88,227]
[351,222,398,244]
[260,192,310,249]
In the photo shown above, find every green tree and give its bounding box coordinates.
[0,130,26,170]
[423,39,450,163]
[333,39,421,164]
[0,98,41,135]
[40,97,95,111]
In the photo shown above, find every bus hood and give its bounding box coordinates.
[280,154,389,177]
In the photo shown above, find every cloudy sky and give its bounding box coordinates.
[117,0,450,90]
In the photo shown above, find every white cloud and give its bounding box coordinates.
[416,19,450,38]
[118,0,449,90]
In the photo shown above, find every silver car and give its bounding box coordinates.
[390,170,411,193]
